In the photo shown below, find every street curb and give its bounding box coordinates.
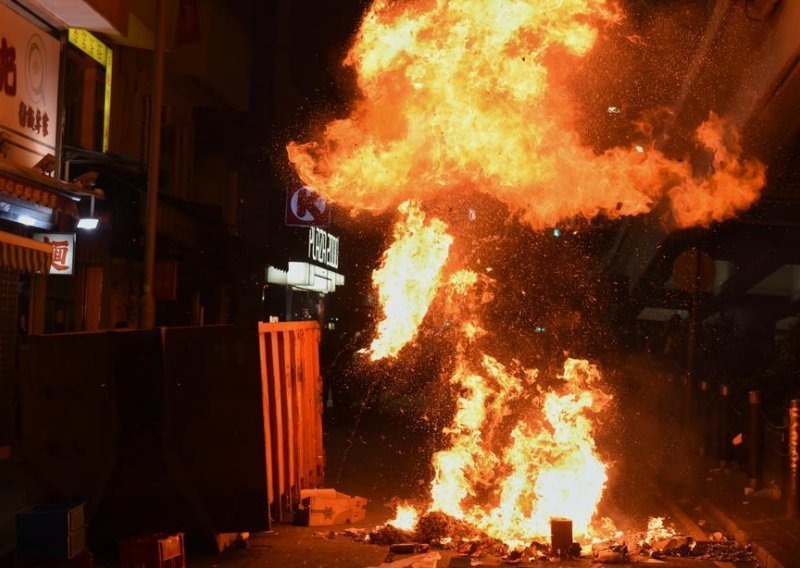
[701,499,787,568]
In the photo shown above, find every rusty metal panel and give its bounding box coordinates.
[257,321,325,516]
[257,326,274,507]
[20,329,162,540]
[160,323,270,532]
[265,328,286,520]
[21,324,272,542]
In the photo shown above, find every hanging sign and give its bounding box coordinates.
[33,232,75,275]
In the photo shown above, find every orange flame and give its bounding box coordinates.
[387,503,420,532]
[368,200,453,360]
[288,0,765,229]
[643,517,678,543]
[429,355,612,548]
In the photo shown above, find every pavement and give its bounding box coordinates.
[671,461,800,568]
[1,401,797,567]
[0,453,25,559]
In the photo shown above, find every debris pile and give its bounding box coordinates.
[329,512,755,565]
[367,511,584,563]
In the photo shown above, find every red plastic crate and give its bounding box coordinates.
[119,533,185,568]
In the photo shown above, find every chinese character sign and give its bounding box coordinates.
[0,3,59,167]
[32,233,75,275]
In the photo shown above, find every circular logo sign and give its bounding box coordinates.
[26,34,47,105]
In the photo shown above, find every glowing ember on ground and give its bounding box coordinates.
[643,517,679,544]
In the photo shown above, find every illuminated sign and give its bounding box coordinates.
[308,227,339,269]
[0,3,60,167]
[68,29,112,153]
[33,232,75,275]
[267,262,345,294]
[286,186,332,227]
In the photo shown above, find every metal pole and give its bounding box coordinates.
[684,250,700,430]
[717,384,730,468]
[140,0,166,329]
[698,380,709,456]
[747,390,764,490]
[54,31,68,181]
[788,399,800,517]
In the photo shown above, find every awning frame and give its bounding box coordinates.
[0,230,52,273]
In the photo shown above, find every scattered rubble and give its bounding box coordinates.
[314,510,757,566]
[370,524,414,545]
[390,543,430,554]
[368,551,442,568]
[592,542,629,564]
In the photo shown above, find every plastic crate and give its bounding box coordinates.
[16,503,85,538]
[119,533,185,568]
[15,503,86,560]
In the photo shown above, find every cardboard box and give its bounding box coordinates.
[299,489,367,526]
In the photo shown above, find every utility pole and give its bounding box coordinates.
[141,0,166,329]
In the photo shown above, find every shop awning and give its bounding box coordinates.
[0,156,103,220]
[0,231,52,273]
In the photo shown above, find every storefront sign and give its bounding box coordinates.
[267,262,345,294]
[308,226,339,269]
[32,233,75,275]
[0,4,60,166]
[0,172,58,209]
[286,186,331,227]
[68,29,112,153]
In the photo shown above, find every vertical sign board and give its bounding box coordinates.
[32,233,75,275]
[67,29,112,153]
[0,4,60,167]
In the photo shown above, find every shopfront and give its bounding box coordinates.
[266,226,345,322]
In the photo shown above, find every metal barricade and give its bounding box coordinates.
[258,321,324,521]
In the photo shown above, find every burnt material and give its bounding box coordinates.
[550,518,573,556]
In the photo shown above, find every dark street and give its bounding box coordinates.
[1,0,800,566]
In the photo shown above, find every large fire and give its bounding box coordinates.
[288,0,765,228]
[287,0,767,552]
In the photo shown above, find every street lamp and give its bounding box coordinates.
[77,195,99,230]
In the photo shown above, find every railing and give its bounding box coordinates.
[685,378,799,517]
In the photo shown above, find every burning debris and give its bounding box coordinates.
[326,510,756,565]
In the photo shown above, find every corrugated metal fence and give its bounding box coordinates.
[258,321,324,521]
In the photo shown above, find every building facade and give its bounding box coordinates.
[0,0,258,457]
